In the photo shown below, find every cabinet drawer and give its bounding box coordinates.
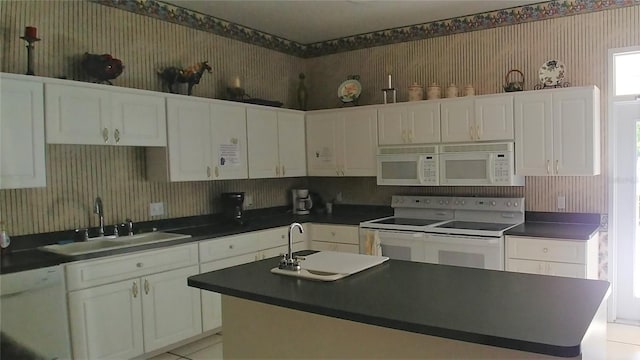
[311,224,359,245]
[199,232,259,263]
[506,236,586,264]
[311,241,359,254]
[507,259,587,279]
[257,225,308,250]
[66,244,198,291]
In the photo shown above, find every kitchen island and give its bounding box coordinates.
[191,253,609,359]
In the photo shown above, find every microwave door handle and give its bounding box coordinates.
[488,154,495,184]
[417,156,426,184]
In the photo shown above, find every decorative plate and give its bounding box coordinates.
[538,60,566,86]
[338,79,362,103]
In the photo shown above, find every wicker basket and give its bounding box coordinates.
[503,69,524,92]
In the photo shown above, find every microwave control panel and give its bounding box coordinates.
[493,153,512,183]
[421,155,438,185]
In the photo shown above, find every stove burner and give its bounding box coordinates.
[370,217,445,226]
[435,221,515,232]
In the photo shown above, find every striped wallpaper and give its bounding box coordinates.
[0,1,638,235]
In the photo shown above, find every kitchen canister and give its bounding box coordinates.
[426,82,441,99]
[408,82,424,101]
[464,84,475,96]
[446,83,459,98]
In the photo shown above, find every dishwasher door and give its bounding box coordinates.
[1,265,72,360]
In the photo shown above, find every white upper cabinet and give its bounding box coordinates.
[211,103,248,180]
[514,86,600,176]
[45,82,166,146]
[441,95,514,143]
[306,108,377,176]
[146,97,248,182]
[378,102,440,145]
[246,108,306,178]
[0,75,46,189]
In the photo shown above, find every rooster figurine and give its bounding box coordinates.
[81,52,124,85]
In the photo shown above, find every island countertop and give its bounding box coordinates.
[188,253,610,358]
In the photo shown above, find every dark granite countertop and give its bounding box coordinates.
[505,212,601,240]
[188,253,610,358]
[0,205,391,274]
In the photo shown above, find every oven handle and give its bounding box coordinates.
[417,156,426,184]
[488,153,495,184]
[429,234,501,246]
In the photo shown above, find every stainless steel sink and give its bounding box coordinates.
[39,232,191,256]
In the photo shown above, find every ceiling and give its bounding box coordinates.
[167,1,542,44]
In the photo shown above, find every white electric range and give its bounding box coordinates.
[359,195,524,270]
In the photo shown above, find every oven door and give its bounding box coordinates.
[360,229,427,262]
[424,234,504,270]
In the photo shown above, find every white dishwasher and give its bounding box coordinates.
[1,265,72,360]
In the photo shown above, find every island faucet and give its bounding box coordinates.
[94,196,104,236]
[279,222,304,271]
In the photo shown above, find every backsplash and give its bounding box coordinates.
[0,145,307,235]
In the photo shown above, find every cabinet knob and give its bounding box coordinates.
[114,129,121,144]
[144,279,150,295]
[469,126,474,140]
[555,160,559,174]
[102,128,109,143]
[476,125,481,139]
[215,166,219,178]
[331,232,336,236]
[207,166,211,178]
[136,262,143,268]
[546,160,551,174]
[543,247,548,253]
[282,165,285,176]
[229,244,234,249]
[132,282,138,298]
[276,165,280,176]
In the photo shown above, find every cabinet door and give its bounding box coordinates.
[211,103,248,179]
[111,91,167,146]
[166,98,211,181]
[45,83,111,144]
[0,77,46,189]
[440,99,474,143]
[247,108,279,178]
[142,265,202,352]
[277,111,307,177]
[514,92,553,175]
[553,88,600,175]
[377,106,406,145]
[545,262,587,278]
[200,253,257,332]
[68,279,144,360]
[340,108,378,176]
[311,241,359,254]
[475,95,514,141]
[306,113,339,176]
[407,102,441,144]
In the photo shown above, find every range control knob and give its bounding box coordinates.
[425,200,431,204]
[491,201,496,206]
[514,202,519,207]
[507,201,512,207]
[460,200,465,205]
[445,200,450,205]
[439,200,444,205]
[455,200,460,205]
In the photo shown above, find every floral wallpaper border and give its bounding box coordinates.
[92,0,639,58]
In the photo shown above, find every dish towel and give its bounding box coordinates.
[373,230,382,256]
[364,230,382,256]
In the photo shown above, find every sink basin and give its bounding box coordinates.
[39,232,191,256]
[271,251,389,281]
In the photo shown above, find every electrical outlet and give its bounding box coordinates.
[149,202,165,216]
[557,196,566,210]
[244,195,253,208]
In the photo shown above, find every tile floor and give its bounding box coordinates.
[153,323,639,359]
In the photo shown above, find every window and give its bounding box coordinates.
[614,51,640,96]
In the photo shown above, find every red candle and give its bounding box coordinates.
[24,26,37,38]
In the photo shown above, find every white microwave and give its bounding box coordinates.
[439,142,524,186]
[377,145,438,186]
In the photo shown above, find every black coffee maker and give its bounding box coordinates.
[221,192,245,225]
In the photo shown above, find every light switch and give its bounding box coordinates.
[557,196,566,210]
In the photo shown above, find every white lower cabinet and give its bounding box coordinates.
[310,224,359,254]
[505,234,598,279]
[199,225,308,332]
[66,244,201,360]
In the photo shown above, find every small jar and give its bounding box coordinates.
[446,83,458,98]
[408,82,424,101]
[464,84,475,96]
[426,82,441,100]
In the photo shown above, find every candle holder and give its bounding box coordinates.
[20,35,40,75]
[382,73,397,104]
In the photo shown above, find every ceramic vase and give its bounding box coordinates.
[408,82,423,101]
[426,83,441,100]
[446,84,458,98]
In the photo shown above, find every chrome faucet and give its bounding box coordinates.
[279,222,304,271]
[94,197,104,237]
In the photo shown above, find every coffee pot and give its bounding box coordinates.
[221,192,245,225]
[292,189,313,215]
